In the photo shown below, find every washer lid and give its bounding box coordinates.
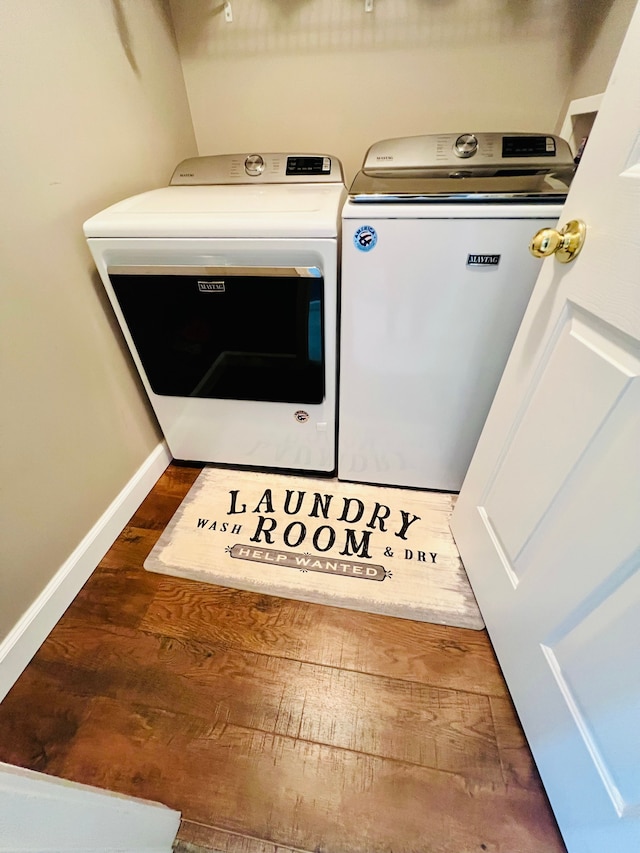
[83,183,347,239]
[348,171,573,204]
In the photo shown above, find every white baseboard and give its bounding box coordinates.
[0,761,181,853]
[0,763,180,853]
[0,441,172,703]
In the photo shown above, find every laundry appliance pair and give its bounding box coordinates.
[84,134,575,491]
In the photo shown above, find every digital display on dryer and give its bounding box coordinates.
[286,156,331,175]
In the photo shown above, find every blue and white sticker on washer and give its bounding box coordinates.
[354,225,378,252]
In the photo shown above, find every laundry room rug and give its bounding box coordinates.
[144,467,484,629]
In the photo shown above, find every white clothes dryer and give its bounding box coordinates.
[85,153,346,473]
[339,132,575,491]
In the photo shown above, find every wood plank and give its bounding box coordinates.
[140,579,508,697]
[65,527,162,628]
[97,525,162,571]
[176,821,313,853]
[30,623,502,781]
[51,695,566,853]
[489,694,552,792]
[128,464,202,529]
[0,666,94,774]
[129,492,190,530]
[152,462,203,498]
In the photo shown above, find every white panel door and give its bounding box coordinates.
[450,4,640,853]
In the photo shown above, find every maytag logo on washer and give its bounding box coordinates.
[198,281,225,292]
[467,254,500,267]
[354,225,378,252]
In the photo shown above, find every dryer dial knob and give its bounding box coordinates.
[454,134,478,158]
[245,154,265,176]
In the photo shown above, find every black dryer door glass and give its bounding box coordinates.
[108,266,325,404]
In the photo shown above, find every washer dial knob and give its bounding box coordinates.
[454,134,478,159]
[244,154,265,176]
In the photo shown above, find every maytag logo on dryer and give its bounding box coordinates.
[198,280,226,293]
[467,254,501,267]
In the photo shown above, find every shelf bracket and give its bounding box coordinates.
[224,1,233,23]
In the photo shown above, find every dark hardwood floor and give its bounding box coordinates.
[0,463,566,853]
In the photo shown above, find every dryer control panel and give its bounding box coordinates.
[171,153,344,185]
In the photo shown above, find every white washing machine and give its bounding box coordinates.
[84,153,346,473]
[339,132,575,491]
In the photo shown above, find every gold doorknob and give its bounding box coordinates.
[529,219,586,264]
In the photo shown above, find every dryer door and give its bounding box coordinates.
[107,265,325,405]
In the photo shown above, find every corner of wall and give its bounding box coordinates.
[0,443,172,703]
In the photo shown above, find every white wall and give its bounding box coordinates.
[558,0,637,122]
[169,0,624,183]
[0,1,196,647]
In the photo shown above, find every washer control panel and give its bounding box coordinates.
[171,153,343,184]
[362,132,574,176]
